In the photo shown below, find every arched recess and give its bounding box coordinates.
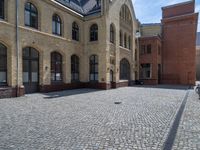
[120,58,130,80]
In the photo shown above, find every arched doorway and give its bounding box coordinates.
[120,58,130,80]
[23,47,39,93]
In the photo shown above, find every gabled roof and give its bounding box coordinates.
[197,32,200,46]
[55,0,101,16]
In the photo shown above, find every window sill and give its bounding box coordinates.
[88,41,99,44]
[119,46,131,51]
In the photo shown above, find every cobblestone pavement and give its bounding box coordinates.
[172,89,200,150]
[0,87,188,150]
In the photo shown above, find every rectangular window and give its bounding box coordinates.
[0,0,4,19]
[147,44,151,54]
[140,64,151,79]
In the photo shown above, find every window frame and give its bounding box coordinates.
[110,24,115,43]
[140,63,152,79]
[24,2,38,29]
[52,14,62,36]
[71,55,79,82]
[120,31,123,46]
[120,58,130,80]
[51,52,63,83]
[90,24,98,41]
[124,34,127,48]
[72,22,79,41]
[89,55,98,82]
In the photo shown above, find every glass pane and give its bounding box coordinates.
[31,61,38,82]
[0,71,6,83]
[0,57,6,70]
[23,72,29,83]
[23,48,29,57]
[95,64,98,72]
[57,23,61,35]
[31,49,39,58]
[56,73,61,81]
[95,74,98,81]
[32,72,38,82]
[23,60,29,83]
[51,73,55,81]
[31,15,37,28]
[25,11,30,26]
[23,60,29,72]
[90,74,94,80]
[31,4,37,13]
[52,22,56,33]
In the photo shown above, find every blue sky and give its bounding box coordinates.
[132,0,200,32]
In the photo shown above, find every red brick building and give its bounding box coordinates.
[139,0,199,85]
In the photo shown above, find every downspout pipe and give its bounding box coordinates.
[16,0,19,96]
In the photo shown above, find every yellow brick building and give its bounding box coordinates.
[0,0,139,97]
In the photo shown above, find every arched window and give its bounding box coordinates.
[90,55,98,81]
[120,58,130,80]
[72,22,79,41]
[120,30,123,46]
[52,14,62,36]
[124,34,127,48]
[71,55,79,82]
[0,0,4,19]
[90,24,98,41]
[128,36,131,49]
[110,24,115,43]
[0,43,7,85]
[120,4,132,23]
[25,2,38,29]
[51,52,62,82]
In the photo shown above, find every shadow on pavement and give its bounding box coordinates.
[42,88,102,99]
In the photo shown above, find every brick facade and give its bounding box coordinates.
[139,1,198,85]
[161,1,198,85]
[139,36,162,85]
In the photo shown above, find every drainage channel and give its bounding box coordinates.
[163,89,190,150]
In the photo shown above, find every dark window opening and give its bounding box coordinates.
[25,2,38,29]
[90,24,98,41]
[90,55,98,81]
[120,31,123,46]
[52,14,62,36]
[140,63,151,79]
[71,55,79,82]
[51,52,62,82]
[110,24,115,43]
[72,22,79,41]
[120,58,130,80]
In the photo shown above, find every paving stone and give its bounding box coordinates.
[0,87,188,149]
